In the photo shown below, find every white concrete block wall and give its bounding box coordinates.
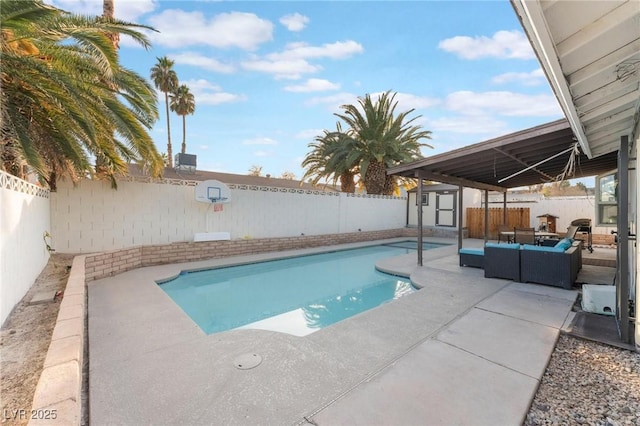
[50,179,407,253]
[211,188,342,239]
[340,194,406,233]
[0,171,51,325]
[505,197,616,235]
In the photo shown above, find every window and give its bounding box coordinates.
[416,193,429,205]
[596,171,617,225]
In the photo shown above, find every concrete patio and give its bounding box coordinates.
[87,238,602,425]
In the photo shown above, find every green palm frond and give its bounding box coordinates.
[331,91,433,194]
[1,0,162,187]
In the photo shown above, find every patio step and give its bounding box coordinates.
[582,258,616,268]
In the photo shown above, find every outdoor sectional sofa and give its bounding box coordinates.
[482,239,582,289]
[459,248,484,268]
[484,243,521,281]
[519,239,582,289]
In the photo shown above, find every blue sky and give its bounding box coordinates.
[49,0,565,180]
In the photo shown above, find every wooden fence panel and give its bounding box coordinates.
[465,208,530,239]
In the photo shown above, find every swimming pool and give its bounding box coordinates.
[158,242,444,336]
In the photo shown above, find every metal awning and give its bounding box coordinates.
[387,119,618,190]
[510,0,640,158]
[509,0,639,349]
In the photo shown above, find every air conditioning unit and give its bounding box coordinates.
[175,153,196,173]
[581,284,616,316]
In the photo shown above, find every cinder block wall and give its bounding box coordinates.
[51,179,408,254]
[0,171,51,325]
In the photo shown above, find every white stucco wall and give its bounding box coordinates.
[0,171,51,325]
[488,196,616,235]
[50,179,407,253]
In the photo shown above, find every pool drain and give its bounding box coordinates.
[233,353,262,370]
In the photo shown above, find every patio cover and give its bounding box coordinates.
[509,0,639,348]
[387,119,618,192]
[386,119,619,271]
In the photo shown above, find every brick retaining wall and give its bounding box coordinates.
[84,228,431,282]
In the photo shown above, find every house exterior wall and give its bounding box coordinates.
[632,128,639,348]
[0,171,51,325]
[50,178,407,254]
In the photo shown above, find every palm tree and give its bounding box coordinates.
[150,56,178,166]
[248,165,263,176]
[301,122,358,193]
[334,91,433,195]
[169,84,195,154]
[102,0,119,49]
[1,0,163,189]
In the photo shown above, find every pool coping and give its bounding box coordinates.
[86,236,578,425]
[30,237,442,424]
[40,237,578,425]
[29,255,86,425]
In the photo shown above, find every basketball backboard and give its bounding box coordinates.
[195,180,232,203]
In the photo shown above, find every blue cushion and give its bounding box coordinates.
[554,238,573,251]
[459,248,484,255]
[485,242,520,250]
[522,244,564,253]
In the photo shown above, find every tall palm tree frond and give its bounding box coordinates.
[169,84,196,154]
[1,0,162,187]
[150,56,178,167]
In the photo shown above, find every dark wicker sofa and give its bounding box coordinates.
[519,241,582,289]
[484,243,521,281]
[459,248,484,268]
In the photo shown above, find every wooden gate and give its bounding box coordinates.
[465,208,530,239]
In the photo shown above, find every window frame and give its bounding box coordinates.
[595,170,618,226]
[416,193,429,206]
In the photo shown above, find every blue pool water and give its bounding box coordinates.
[159,243,444,336]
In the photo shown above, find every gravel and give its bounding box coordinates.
[526,334,640,425]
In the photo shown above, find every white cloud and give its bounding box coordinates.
[444,91,562,117]
[172,52,235,73]
[369,92,440,110]
[181,79,246,106]
[268,40,364,61]
[240,40,362,80]
[241,58,321,80]
[492,68,545,86]
[199,145,209,150]
[182,79,222,92]
[424,115,511,136]
[197,92,247,105]
[242,137,278,146]
[306,91,438,113]
[48,0,157,21]
[253,150,273,157]
[284,78,340,92]
[280,13,309,32]
[438,30,535,60]
[305,92,359,111]
[148,10,273,50]
[295,129,324,139]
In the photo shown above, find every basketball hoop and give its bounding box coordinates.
[213,204,223,212]
[195,180,232,204]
